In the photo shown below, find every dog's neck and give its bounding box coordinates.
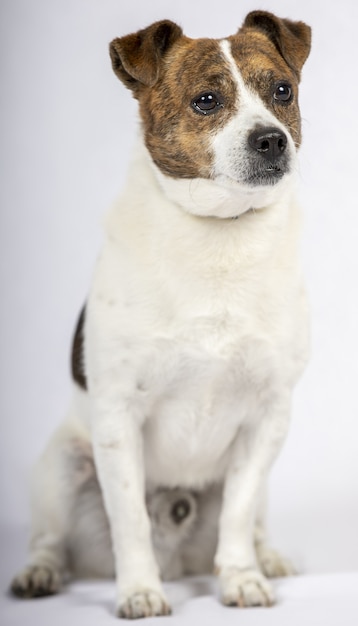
[106,135,301,275]
[131,136,298,222]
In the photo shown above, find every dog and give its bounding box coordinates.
[11,10,311,619]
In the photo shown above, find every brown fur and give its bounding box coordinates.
[242,12,311,79]
[71,306,87,390]
[109,14,311,179]
[110,21,183,89]
[138,38,237,178]
[229,31,304,148]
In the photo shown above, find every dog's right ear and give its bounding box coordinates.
[109,20,183,93]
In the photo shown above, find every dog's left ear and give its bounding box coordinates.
[110,20,183,93]
[243,11,311,79]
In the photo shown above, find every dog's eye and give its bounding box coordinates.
[273,83,293,103]
[191,92,224,115]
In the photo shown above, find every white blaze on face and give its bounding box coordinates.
[211,40,298,193]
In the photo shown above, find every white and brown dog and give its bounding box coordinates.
[11,10,311,619]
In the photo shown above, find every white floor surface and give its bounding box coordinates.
[1,526,357,626]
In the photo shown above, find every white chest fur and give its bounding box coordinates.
[141,325,278,488]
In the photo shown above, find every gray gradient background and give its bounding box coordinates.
[1,0,357,584]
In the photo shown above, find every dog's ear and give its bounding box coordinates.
[243,11,311,78]
[109,20,183,93]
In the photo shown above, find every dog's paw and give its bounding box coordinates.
[10,565,62,599]
[218,567,275,608]
[256,544,297,578]
[117,590,171,620]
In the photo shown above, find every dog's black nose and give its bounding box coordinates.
[248,127,288,162]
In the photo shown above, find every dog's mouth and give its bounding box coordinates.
[213,157,290,198]
[214,147,292,191]
[241,148,293,188]
[246,163,287,186]
[217,164,288,191]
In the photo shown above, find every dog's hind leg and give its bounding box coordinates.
[10,408,92,599]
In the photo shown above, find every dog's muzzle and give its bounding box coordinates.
[246,126,290,186]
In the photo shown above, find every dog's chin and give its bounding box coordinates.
[210,169,294,214]
[154,168,292,221]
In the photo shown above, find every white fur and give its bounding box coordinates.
[85,134,308,610]
[12,38,309,618]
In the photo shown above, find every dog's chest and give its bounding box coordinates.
[141,312,277,488]
[90,198,305,487]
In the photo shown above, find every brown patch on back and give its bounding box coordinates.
[71,305,87,390]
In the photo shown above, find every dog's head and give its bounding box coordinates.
[110,12,311,218]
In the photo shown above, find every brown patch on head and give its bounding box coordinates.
[230,11,311,148]
[138,38,238,178]
[109,13,311,178]
[229,30,304,147]
[110,21,238,178]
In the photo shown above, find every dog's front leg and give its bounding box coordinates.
[91,393,170,619]
[215,392,291,608]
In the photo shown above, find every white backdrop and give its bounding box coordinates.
[1,0,357,577]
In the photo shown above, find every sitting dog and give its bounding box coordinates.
[11,10,311,619]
